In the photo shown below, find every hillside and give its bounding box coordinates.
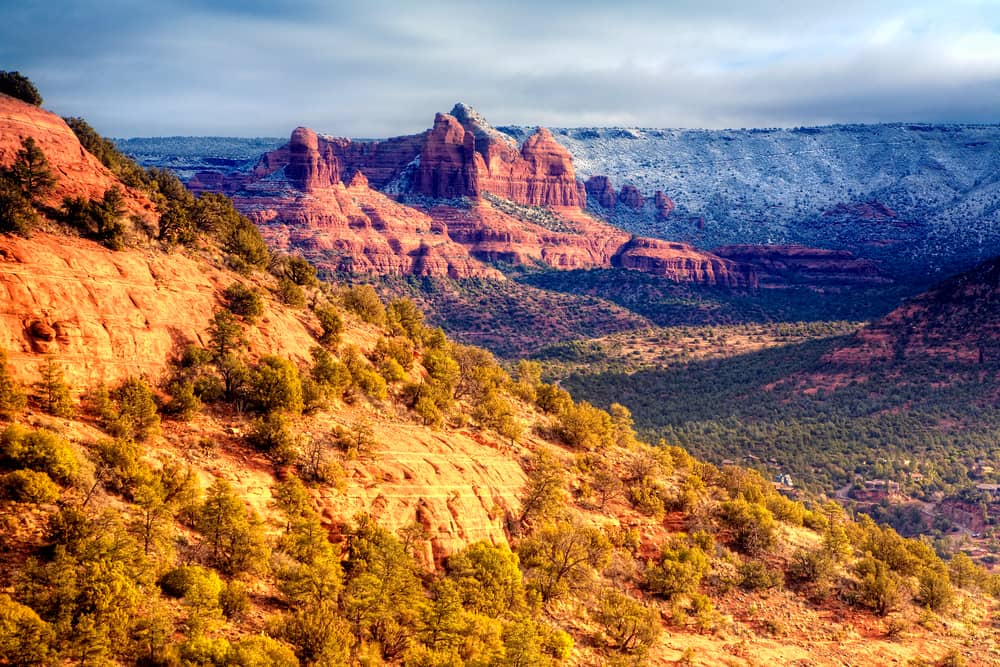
[826,255,1000,371]
[546,261,1000,547]
[1,91,998,666]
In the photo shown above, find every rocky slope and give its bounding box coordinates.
[0,93,154,220]
[825,255,1000,368]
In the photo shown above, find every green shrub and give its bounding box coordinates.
[342,284,385,324]
[245,355,304,415]
[788,547,836,594]
[276,278,306,308]
[343,347,387,401]
[446,541,527,618]
[646,538,710,599]
[93,437,149,498]
[518,447,567,525]
[1,425,78,484]
[0,173,37,235]
[517,518,612,604]
[413,391,443,427]
[246,413,298,464]
[852,555,903,615]
[535,383,571,415]
[197,478,269,575]
[189,194,271,272]
[379,357,407,383]
[227,635,299,667]
[224,282,265,322]
[162,379,202,420]
[386,298,425,340]
[594,589,660,655]
[737,560,783,591]
[97,376,161,440]
[373,336,414,369]
[718,498,777,557]
[35,356,74,417]
[0,593,55,666]
[917,566,953,612]
[309,347,351,398]
[330,421,377,460]
[159,565,197,597]
[271,254,318,286]
[3,469,60,503]
[314,305,343,348]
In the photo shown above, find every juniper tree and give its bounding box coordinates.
[12,138,55,203]
[36,355,74,417]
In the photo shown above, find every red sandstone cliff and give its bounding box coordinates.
[713,245,888,286]
[614,237,756,288]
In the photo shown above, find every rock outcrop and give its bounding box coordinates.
[235,179,501,279]
[822,200,899,222]
[826,255,1000,368]
[713,245,888,286]
[0,94,154,221]
[0,232,318,388]
[585,175,616,208]
[414,113,479,200]
[285,126,340,192]
[653,190,675,219]
[618,184,643,209]
[188,105,760,287]
[613,238,757,287]
[411,107,585,207]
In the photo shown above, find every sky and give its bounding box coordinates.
[3,0,1000,137]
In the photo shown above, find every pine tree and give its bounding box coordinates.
[0,348,26,419]
[0,173,37,234]
[37,355,74,417]
[11,137,55,203]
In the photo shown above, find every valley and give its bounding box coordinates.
[115,103,1000,553]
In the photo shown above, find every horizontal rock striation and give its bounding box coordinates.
[713,245,888,286]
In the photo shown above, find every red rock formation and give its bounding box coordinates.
[654,191,675,219]
[195,106,758,287]
[618,184,643,209]
[585,175,616,208]
[0,94,154,221]
[409,110,585,208]
[233,163,501,280]
[712,245,888,286]
[414,113,480,199]
[614,238,757,288]
[431,200,631,269]
[285,126,340,192]
[0,232,318,388]
[518,128,585,208]
[426,200,755,286]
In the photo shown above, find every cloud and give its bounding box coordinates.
[3,0,1000,135]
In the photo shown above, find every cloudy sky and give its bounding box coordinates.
[4,0,1000,137]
